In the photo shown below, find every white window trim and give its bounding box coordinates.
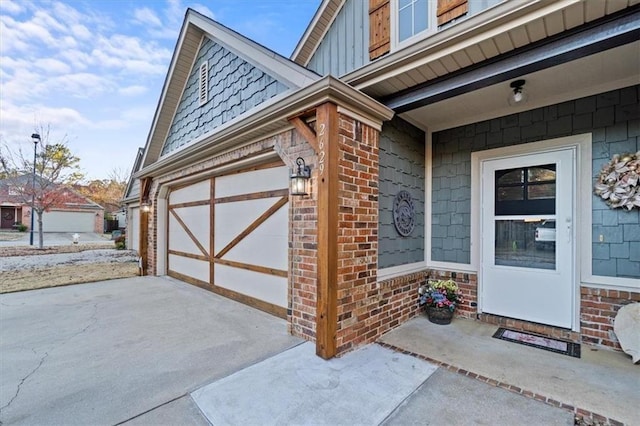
[198,61,209,106]
[390,0,437,52]
[377,261,427,282]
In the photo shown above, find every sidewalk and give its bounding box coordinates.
[378,316,639,425]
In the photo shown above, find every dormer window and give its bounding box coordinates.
[198,61,208,106]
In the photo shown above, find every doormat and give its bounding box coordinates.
[492,328,581,358]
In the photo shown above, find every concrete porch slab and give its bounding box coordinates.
[192,342,438,425]
[378,315,639,425]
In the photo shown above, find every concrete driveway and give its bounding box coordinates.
[0,277,301,425]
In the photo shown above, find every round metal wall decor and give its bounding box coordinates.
[393,190,415,237]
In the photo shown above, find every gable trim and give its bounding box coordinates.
[140,9,320,173]
[292,0,346,66]
[188,11,319,89]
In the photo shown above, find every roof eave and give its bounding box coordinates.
[344,0,567,89]
[136,76,393,179]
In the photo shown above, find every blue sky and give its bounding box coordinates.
[0,0,320,180]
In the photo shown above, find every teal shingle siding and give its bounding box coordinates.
[431,85,639,279]
[378,117,426,269]
[161,38,289,156]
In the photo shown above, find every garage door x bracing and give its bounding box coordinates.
[167,165,289,317]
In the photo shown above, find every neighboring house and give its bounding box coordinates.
[122,147,144,252]
[125,1,639,359]
[0,175,104,233]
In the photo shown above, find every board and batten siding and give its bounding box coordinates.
[307,0,370,77]
[161,37,289,156]
[306,0,504,76]
[379,116,426,269]
[431,85,639,279]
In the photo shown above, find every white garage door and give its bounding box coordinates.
[167,164,289,317]
[128,207,140,252]
[36,211,95,233]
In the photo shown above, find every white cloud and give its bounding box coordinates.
[0,101,89,144]
[118,85,148,96]
[133,7,162,27]
[0,0,24,15]
[48,73,114,98]
[71,24,91,40]
[35,58,72,74]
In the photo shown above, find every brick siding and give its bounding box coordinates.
[580,287,640,350]
[334,114,382,353]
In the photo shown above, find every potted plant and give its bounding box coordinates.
[418,279,463,325]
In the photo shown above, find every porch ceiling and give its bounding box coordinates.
[399,40,639,132]
[350,0,639,100]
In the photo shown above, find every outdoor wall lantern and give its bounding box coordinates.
[290,157,311,196]
[508,79,528,106]
[141,201,151,213]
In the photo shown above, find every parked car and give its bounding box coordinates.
[535,220,555,250]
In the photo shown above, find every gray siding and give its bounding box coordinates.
[379,117,425,269]
[307,0,503,76]
[431,85,639,279]
[161,37,289,156]
[307,0,369,77]
[126,179,140,200]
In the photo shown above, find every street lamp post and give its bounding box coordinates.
[29,133,40,246]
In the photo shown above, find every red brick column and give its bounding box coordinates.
[333,114,382,354]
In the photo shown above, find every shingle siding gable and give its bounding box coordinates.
[161,37,290,156]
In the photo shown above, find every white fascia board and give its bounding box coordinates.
[345,0,579,89]
[292,0,346,66]
[188,11,320,89]
[140,13,196,170]
[291,0,332,62]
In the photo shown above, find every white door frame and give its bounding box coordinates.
[470,134,592,332]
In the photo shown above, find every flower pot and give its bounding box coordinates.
[426,306,454,325]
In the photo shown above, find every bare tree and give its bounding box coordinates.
[76,167,129,214]
[0,124,83,248]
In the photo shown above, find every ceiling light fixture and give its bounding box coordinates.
[508,79,528,106]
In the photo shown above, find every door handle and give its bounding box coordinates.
[566,218,572,243]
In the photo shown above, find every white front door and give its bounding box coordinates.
[481,148,575,328]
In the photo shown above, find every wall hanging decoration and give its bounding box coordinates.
[393,190,415,236]
[594,152,640,210]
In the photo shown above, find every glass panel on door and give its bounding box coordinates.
[493,164,556,270]
[495,219,555,270]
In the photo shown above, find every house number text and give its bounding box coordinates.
[318,123,325,176]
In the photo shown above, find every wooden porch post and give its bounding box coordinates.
[315,103,339,359]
